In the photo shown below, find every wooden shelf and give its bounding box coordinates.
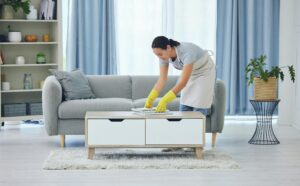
[1,89,42,93]
[0,19,58,23]
[1,115,43,122]
[0,42,58,45]
[0,0,61,122]
[0,64,58,67]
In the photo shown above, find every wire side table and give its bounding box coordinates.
[249,99,280,145]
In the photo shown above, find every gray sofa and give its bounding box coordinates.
[43,75,226,147]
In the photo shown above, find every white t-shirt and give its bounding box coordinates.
[159,42,216,108]
[159,42,207,70]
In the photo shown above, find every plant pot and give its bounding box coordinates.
[14,8,25,19]
[8,32,22,42]
[254,77,277,100]
[1,5,14,19]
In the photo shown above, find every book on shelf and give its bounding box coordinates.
[39,0,57,20]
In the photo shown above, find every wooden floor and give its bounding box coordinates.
[1,121,300,186]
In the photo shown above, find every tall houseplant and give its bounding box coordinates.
[245,54,295,100]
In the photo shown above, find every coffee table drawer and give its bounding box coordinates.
[87,119,145,145]
[146,119,204,145]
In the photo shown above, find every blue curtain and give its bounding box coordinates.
[216,0,280,115]
[67,0,117,74]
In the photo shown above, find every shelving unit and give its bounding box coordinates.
[0,0,62,123]
[0,20,58,23]
[1,64,58,67]
[0,42,58,45]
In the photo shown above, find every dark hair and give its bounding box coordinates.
[151,36,180,49]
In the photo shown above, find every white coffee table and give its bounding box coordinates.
[85,111,205,159]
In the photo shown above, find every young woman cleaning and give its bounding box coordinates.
[145,36,216,116]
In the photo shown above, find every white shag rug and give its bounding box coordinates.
[43,148,239,170]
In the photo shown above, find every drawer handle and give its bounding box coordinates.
[167,118,182,122]
[108,119,124,122]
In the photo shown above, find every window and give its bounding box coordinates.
[115,0,216,75]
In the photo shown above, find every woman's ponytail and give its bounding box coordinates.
[168,39,180,47]
[152,36,180,49]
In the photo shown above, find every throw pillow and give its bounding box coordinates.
[49,69,96,101]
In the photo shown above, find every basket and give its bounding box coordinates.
[2,103,27,117]
[27,102,43,115]
[254,77,277,100]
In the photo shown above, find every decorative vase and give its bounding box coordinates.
[24,73,33,89]
[26,5,37,20]
[254,77,277,100]
[1,5,14,19]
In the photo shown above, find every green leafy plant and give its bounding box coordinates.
[7,25,19,32]
[245,54,296,86]
[2,0,31,14]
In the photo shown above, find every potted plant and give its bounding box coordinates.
[1,0,30,19]
[7,25,22,42]
[245,54,296,100]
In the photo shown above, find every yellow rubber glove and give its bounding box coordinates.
[156,90,176,112]
[144,89,159,108]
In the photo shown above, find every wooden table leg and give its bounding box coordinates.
[60,135,65,148]
[195,147,204,159]
[88,147,95,160]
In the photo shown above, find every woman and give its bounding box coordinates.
[145,36,216,116]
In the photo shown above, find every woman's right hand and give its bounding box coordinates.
[144,89,159,108]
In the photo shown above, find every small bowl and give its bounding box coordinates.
[24,35,38,42]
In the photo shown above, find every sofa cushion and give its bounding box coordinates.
[58,98,133,119]
[133,98,181,111]
[87,75,132,99]
[49,69,96,101]
[131,76,179,100]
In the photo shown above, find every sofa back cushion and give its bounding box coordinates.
[87,75,132,99]
[49,69,96,101]
[131,75,179,100]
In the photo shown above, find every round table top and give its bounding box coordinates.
[249,99,280,102]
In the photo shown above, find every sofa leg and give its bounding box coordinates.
[60,135,65,148]
[212,133,217,148]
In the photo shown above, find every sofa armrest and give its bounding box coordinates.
[209,79,226,133]
[42,76,63,135]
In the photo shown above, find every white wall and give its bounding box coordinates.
[294,0,300,128]
[278,0,300,127]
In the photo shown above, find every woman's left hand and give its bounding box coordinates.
[156,90,176,112]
